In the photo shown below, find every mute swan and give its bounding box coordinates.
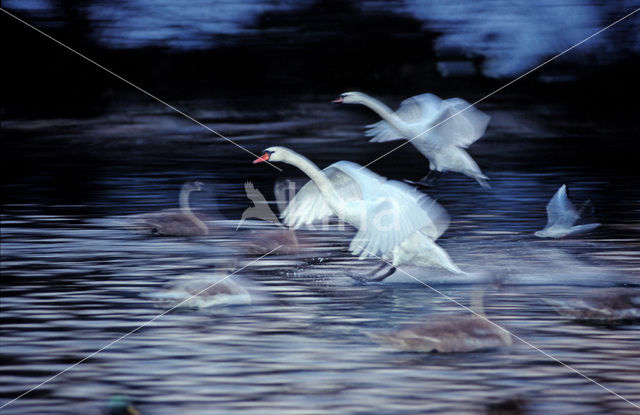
[253,146,463,280]
[367,292,511,352]
[545,288,640,323]
[132,181,211,236]
[242,228,304,255]
[333,91,490,187]
[535,184,600,238]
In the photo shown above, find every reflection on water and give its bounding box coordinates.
[1,97,640,414]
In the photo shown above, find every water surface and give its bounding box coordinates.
[1,96,639,414]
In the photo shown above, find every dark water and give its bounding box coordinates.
[2,95,640,414]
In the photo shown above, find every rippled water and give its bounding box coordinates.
[2,96,639,414]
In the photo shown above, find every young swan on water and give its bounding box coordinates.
[368,291,512,353]
[131,181,211,236]
[545,287,640,323]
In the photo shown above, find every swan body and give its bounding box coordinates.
[242,228,303,255]
[132,181,210,236]
[253,146,463,275]
[370,314,512,353]
[334,91,491,187]
[535,184,600,238]
[368,294,511,353]
[545,288,640,323]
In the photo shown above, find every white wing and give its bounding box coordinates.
[282,160,450,259]
[427,98,490,149]
[365,93,489,149]
[365,120,404,143]
[365,93,442,143]
[346,179,450,259]
[281,161,378,228]
[546,185,579,227]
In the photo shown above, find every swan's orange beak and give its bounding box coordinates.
[331,97,343,103]
[253,153,270,164]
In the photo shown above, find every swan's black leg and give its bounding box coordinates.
[418,171,439,187]
[370,264,396,282]
[369,261,387,274]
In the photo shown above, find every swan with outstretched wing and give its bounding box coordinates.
[253,146,463,281]
[334,91,490,187]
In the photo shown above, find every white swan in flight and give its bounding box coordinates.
[253,146,463,280]
[333,91,491,187]
[535,184,600,238]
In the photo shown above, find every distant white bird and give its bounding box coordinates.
[333,91,491,187]
[253,146,463,281]
[535,184,600,238]
[131,181,212,236]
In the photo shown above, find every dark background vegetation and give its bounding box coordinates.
[3,0,639,117]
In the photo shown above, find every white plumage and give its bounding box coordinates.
[335,91,491,187]
[254,146,463,276]
[535,184,600,238]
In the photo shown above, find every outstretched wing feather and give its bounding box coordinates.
[546,184,579,227]
[281,164,363,228]
[346,179,450,259]
[423,98,490,149]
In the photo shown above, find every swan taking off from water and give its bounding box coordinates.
[131,181,211,236]
[535,184,600,238]
[253,146,463,280]
[333,91,490,187]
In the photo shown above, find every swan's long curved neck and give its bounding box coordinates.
[179,186,209,235]
[283,151,346,217]
[356,94,409,136]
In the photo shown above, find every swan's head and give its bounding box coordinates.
[253,146,289,164]
[332,91,365,104]
[184,181,204,192]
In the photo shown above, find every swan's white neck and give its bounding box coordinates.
[179,186,209,235]
[281,151,346,218]
[354,93,410,137]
